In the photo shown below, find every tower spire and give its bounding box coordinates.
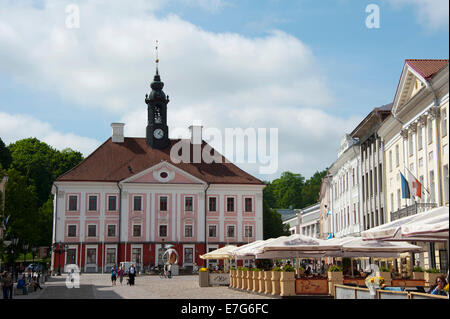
[155,40,159,75]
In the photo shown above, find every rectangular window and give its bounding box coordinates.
[444,165,449,205]
[226,197,235,212]
[106,248,116,264]
[107,225,116,237]
[184,225,193,238]
[429,151,433,161]
[87,225,97,237]
[430,170,436,203]
[159,225,167,237]
[108,195,117,211]
[397,189,401,210]
[160,196,168,211]
[133,225,141,237]
[395,145,400,167]
[409,133,414,157]
[131,248,141,264]
[226,225,235,238]
[208,197,217,212]
[389,150,393,172]
[390,193,394,213]
[86,248,96,264]
[442,108,448,137]
[68,195,77,211]
[66,249,76,264]
[68,225,77,237]
[419,157,424,167]
[184,197,193,211]
[244,225,253,238]
[184,248,193,264]
[208,225,217,238]
[418,127,423,150]
[428,119,433,144]
[378,164,383,193]
[244,198,253,212]
[88,195,97,211]
[133,196,142,211]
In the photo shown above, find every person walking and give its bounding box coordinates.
[1,272,12,299]
[118,266,125,285]
[128,264,136,286]
[111,264,117,285]
[167,263,172,279]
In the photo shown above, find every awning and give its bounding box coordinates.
[361,206,449,241]
[199,245,237,260]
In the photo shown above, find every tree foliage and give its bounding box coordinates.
[2,137,84,248]
[263,201,290,239]
[0,137,12,169]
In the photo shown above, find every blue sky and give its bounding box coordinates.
[0,0,448,180]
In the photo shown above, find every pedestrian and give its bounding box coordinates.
[167,263,172,278]
[111,264,117,285]
[128,264,136,286]
[118,266,125,285]
[1,272,12,299]
[430,275,447,296]
[17,275,27,295]
[30,276,42,291]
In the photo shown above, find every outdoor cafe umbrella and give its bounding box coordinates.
[200,245,237,260]
[361,206,449,242]
[231,238,280,259]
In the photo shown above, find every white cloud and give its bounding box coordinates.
[0,112,100,157]
[0,0,357,179]
[386,0,449,30]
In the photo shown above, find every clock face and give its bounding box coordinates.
[153,128,164,139]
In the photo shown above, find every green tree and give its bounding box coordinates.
[36,197,54,246]
[263,200,291,239]
[4,169,40,245]
[301,170,327,207]
[0,137,12,169]
[265,172,305,209]
[8,139,83,207]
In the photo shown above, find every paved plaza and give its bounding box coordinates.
[14,274,273,299]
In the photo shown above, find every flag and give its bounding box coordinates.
[327,233,333,240]
[406,169,422,199]
[326,210,332,217]
[400,172,410,199]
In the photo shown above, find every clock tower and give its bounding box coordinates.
[145,61,170,149]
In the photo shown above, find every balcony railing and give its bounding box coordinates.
[390,202,438,221]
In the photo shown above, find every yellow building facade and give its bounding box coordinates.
[378,59,449,271]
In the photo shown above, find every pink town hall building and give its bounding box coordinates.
[51,68,264,273]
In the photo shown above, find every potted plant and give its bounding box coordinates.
[252,269,261,293]
[412,266,424,280]
[199,267,209,287]
[280,264,296,297]
[271,266,282,296]
[377,266,392,285]
[425,268,442,287]
[297,266,305,277]
[327,265,343,297]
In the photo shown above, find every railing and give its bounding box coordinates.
[390,202,438,221]
[334,284,448,300]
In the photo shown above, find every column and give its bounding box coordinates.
[419,115,429,203]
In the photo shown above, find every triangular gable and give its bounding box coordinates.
[120,161,206,185]
[392,63,427,115]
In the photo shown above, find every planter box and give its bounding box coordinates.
[252,272,261,293]
[280,272,296,296]
[271,271,281,296]
[242,271,248,290]
[247,271,254,291]
[199,271,209,287]
[264,271,272,295]
[296,278,329,295]
[236,270,242,289]
[209,273,230,286]
[230,270,235,288]
[328,271,343,283]
[425,272,443,287]
[391,279,425,287]
[412,272,424,281]
[377,271,392,285]
[258,271,265,294]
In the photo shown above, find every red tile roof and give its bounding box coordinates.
[56,138,264,185]
[406,59,448,80]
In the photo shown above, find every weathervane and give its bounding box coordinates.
[155,40,159,75]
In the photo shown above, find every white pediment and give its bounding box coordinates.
[120,161,205,185]
[392,64,427,115]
